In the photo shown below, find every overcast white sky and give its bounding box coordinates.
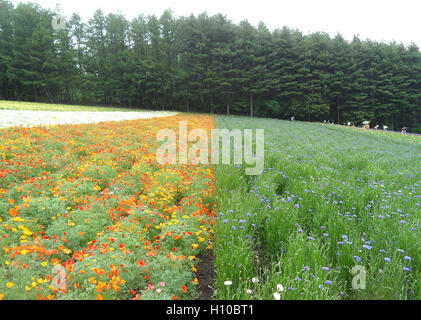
[11,0,421,47]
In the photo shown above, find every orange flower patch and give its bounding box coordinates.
[0,114,215,300]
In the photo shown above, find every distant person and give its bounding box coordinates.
[323,120,326,123]
[402,127,407,134]
[347,122,351,126]
[374,125,379,130]
[327,120,330,124]
[383,125,388,131]
[291,116,295,121]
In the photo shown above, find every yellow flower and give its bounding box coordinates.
[6,282,14,288]
[0,294,3,300]
[25,286,31,291]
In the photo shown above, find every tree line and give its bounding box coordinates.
[1,1,420,132]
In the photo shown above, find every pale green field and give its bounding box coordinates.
[0,100,148,112]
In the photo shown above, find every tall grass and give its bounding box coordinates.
[213,115,421,300]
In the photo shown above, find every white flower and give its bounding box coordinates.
[273,292,281,300]
[277,284,284,292]
[246,289,252,294]
[224,280,232,286]
[252,277,259,283]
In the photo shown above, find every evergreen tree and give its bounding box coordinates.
[0,4,420,132]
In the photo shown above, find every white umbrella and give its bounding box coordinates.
[362,121,369,124]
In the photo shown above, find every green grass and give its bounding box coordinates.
[213,115,421,300]
[0,100,151,112]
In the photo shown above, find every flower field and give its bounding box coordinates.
[0,114,215,300]
[213,115,421,300]
[1,108,421,301]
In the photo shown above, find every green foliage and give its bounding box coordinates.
[213,114,421,300]
[0,0,420,132]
